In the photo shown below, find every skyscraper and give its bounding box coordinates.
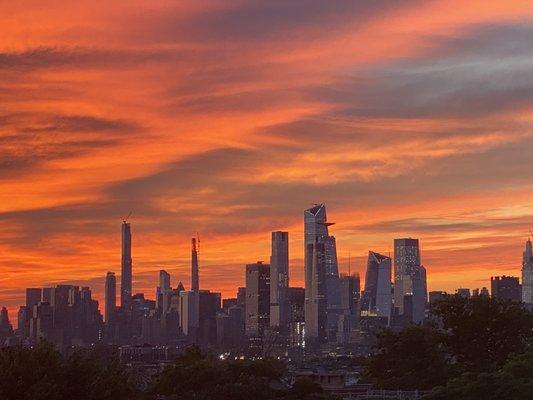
[305,241,327,344]
[363,251,392,322]
[304,203,340,335]
[105,272,116,324]
[339,273,360,315]
[491,276,521,302]
[245,261,270,337]
[160,270,171,293]
[270,231,289,329]
[120,221,132,309]
[25,288,42,309]
[412,264,427,323]
[394,238,427,322]
[522,237,533,304]
[191,237,199,292]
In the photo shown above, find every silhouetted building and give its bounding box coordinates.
[304,204,340,321]
[179,291,198,337]
[245,262,270,337]
[160,270,171,293]
[340,273,360,315]
[105,272,116,324]
[191,238,199,292]
[491,276,521,302]
[121,221,133,309]
[456,288,471,298]
[363,251,392,322]
[522,237,533,304]
[428,291,446,305]
[0,307,13,344]
[287,287,305,347]
[26,288,42,310]
[305,241,327,345]
[394,238,427,323]
[198,290,221,347]
[270,231,289,329]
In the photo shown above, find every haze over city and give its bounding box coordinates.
[1,0,533,322]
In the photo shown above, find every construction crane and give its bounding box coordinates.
[196,232,201,257]
[123,211,132,224]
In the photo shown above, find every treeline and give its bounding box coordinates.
[363,295,533,399]
[1,296,531,400]
[0,344,333,400]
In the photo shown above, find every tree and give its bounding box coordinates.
[0,343,139,400]
[425,350,533,400]
[431,295,533,373]
[362,326,450,390]
[150,346,337,400]
[0,342,65,400]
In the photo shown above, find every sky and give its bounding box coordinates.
[1,1,533,322]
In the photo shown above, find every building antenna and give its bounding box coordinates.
[348,252,351,276]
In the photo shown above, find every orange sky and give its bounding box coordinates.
[1,1,533,323]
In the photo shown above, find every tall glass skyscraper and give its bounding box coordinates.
[191,238,199,292]
[362,251,392,322]
[105,272,116,324]
[394,238,427,323]
[522,237,533,304]
[120,221,132,309]
[304,204,340,344]
[270,231,289,329]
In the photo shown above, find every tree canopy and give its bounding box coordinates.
[363,295,533,391]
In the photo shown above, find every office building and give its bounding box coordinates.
[245,261,270,337]
[191,237,199,292]
[26,288,42,309]
[339,273,360,315]
[394,238,427,322]
[304,204,340,316]
[105,272,116,324]
[456,288,471,298]
[121,221,133,309]
[270,231,289,329]
[305,242,327,344]
[363,251,392,322]
[179,291,199,337]
[160,270,171,293]
[491,276,521,302]
[522,237,533,304]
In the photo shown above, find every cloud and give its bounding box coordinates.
[0,113,142,178]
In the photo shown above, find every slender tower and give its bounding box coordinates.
[522,234,533,304]
[104,272,116,324]
[120,220,132,309]
[191,237,199,292]
[270,231,289,329]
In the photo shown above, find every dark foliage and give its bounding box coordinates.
[431,294,533,373]
[363,295,533,391]
[425,349,533,400]
[362,325,450,390]
[0,343,137,400]
[149,346,335,400]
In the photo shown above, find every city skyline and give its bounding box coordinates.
[2,206,531,325]
[2,1,533,324]
[1,209,533,323]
